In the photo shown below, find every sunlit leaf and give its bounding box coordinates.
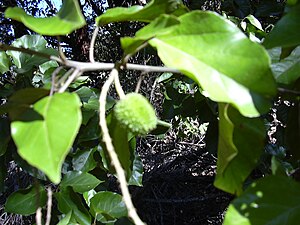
[6,35,57,73]
[96,0,187,26]
[270,46,300,85]
[5,185,47,215]
[60,171,103,193]
[125,11,276,117]
[11,93,82,184]
[5,0,86,35]
[263,4,300,48]
[224,176,300,225]
[214,104,266,195]
[0,51,10,73]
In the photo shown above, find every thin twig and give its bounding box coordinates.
[35,207,42,225]
[57,36,67,62]
[45,187,52,225]
[50,66,63,96]
[278,87,300,96]
[90,26,99,63]
[135,72,146,93]
[114,72,126,99]
[0,43,180,74]
[123,41,149,65]
[99,68,146,225]
[58,69,82,93]
[0,43,52,59]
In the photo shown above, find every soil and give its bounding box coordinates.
[132,131,232,225]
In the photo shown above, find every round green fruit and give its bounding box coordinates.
[114,93,157,135]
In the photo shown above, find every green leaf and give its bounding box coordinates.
[6,35,57,73]
[108,114,134,178]
[134,11,276,117]
[96,0,188,26]
[5,0,86,35]
[60,171,103,193]
[0,88,49,120]
[11,92,82,184]
[214,104,266,195]
[285,102,300,160]
[55,188,91,225]
[270,46,300,85]
[5,185,47,215]
[224,175,300,225]
[263,4,300,48]
[128,152,143,186]
[0,51,10,73]
[90,191,127,223]
[0,118,10,156]
[72,148,97,173]
[56,211,72,225]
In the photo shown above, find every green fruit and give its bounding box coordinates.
[114,93,157,135]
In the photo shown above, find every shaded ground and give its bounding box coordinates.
[132,129,232,225]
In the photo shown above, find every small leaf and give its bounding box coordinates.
[5,0,86,35]
[60,171,103,193]
[224,175,300,225]
[90,191,127,223]
[56,211,72,225]
[128,152,143,186]
[214,104,266,195]
[270,46,300,85]
[55,188,91,225]
[263,4,300,48]
[0,51,10,73]
[5,185,47,215]
[96,0,187,26]
[11,92,82,184]
[72,148,97,173]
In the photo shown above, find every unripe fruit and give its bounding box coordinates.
[114,93,157,135]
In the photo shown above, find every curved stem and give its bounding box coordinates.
[99,68,146,225]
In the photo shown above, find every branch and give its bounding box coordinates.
[89,26,99,63]
[0,43,180,74]
[278,87,300,96]
[99,68,145,225]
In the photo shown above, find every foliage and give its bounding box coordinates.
[0,0,299,225]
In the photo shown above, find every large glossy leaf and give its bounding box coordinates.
[264,4,300,48]
[90,191,127,223]
[5,0,86,35]
[11,92,82,184]
[60,171,103,193]
[55,188,91,225]
[6,35,57,73]
[96,0,187,26]
[224,175,300,225]
[0,51,10,73]
[214,104,266,195]
[125,11,276,117]
[270,46,300,85]
[5,185,47,215]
